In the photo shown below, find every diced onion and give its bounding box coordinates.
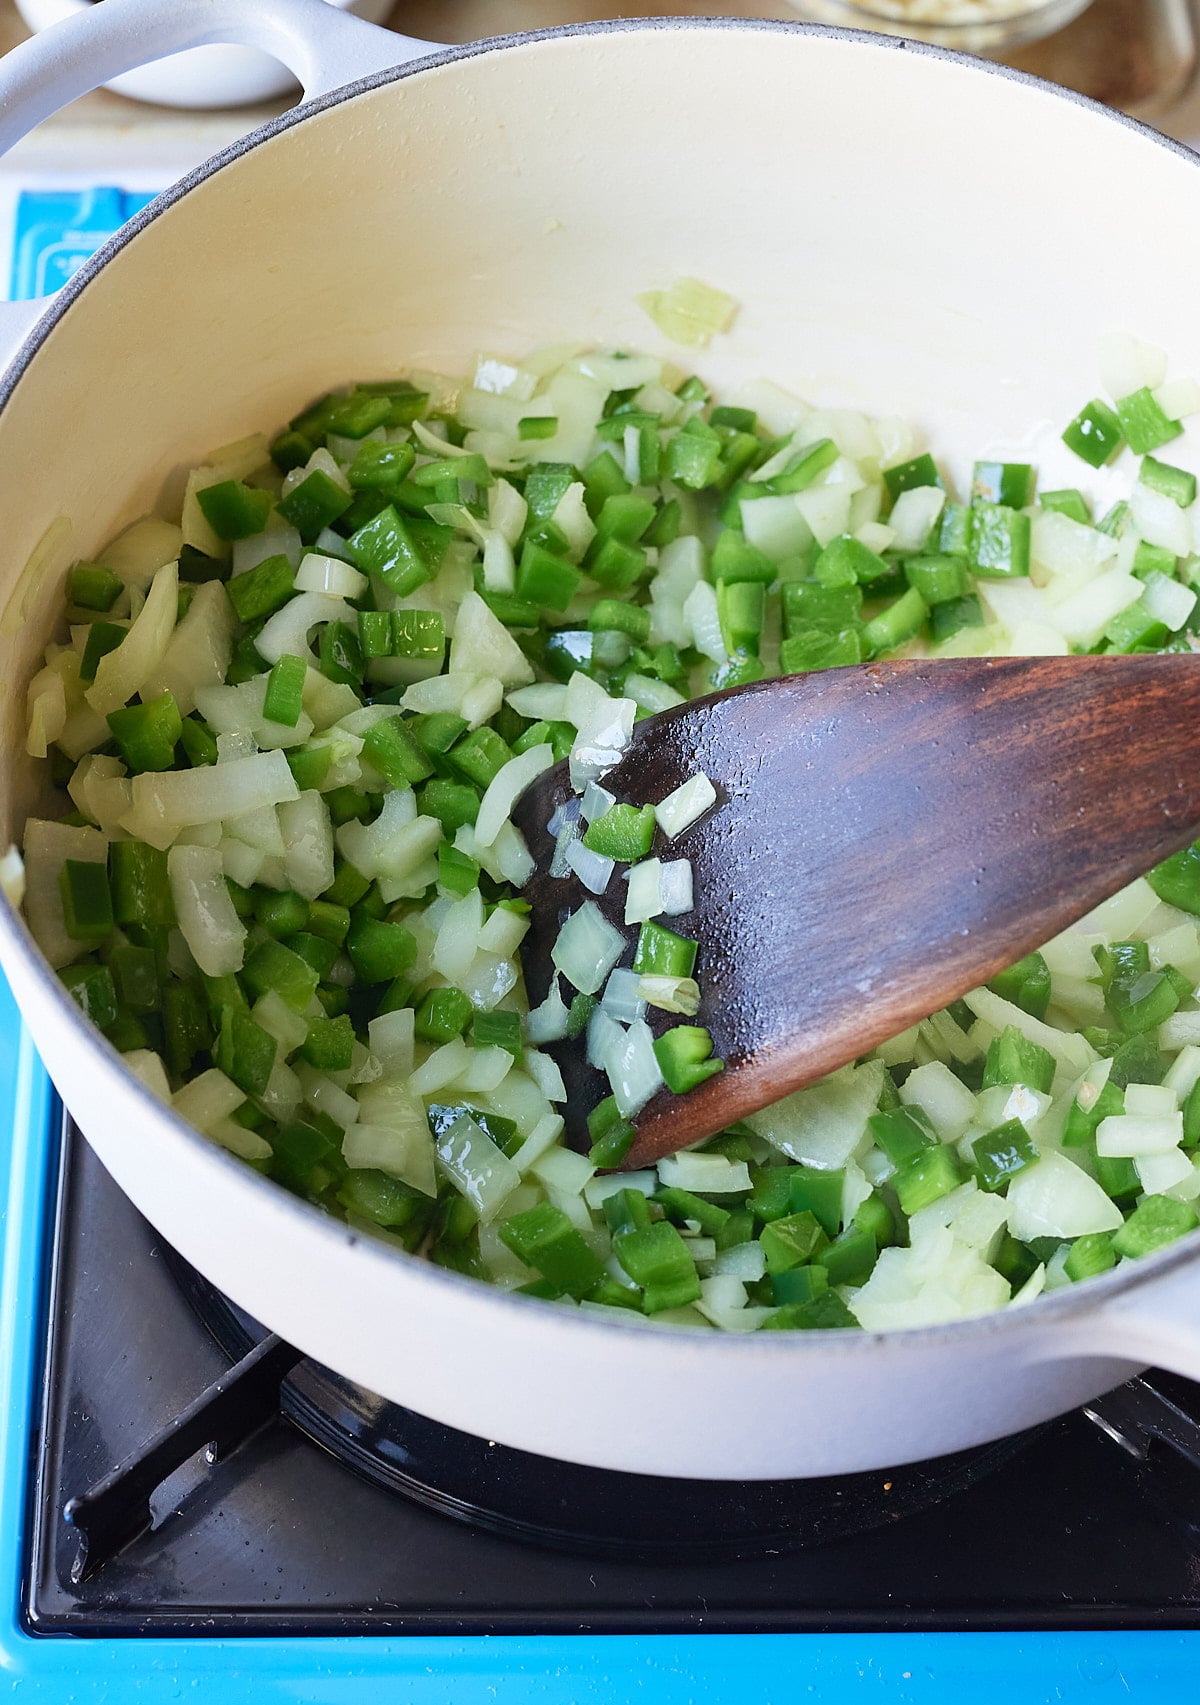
[1099,331,1166,400]
[565,838,614,895]
[86,559,179,717]
[0,845,26,910]
[587,1007,626,1070]
[22,818,107,969]
[168,844,246,976]
[294,552,368,599]
[1130,482,1192,556]
[605,1018,665,1118]
[141,579,236,717]
[1153,377,1200,420]
[600,967,647,1025]
[367,1010,415,1077]
[279,791,335,901]
[256,591,351,666]
[126,751,299,849]
[581,781,616,825]
[683,581,726,664]
[434,888,485,981]
[477,905,529,958]
[172,1068,245,1131]
[449,590,534,686]
[1006,1151,1123,1241]
[123,1049,171,1102]
[507,683,569,721]
[434,1111,521,1222]
[654,774,717,840]
[657,1153,752,1195]
[525,979,571,1044]
[523,1048,567,1104]
[552,901,626,995]
[637,974,700,1016]
[344,1110,436,1197]
[635,277,737,348]
[659,859,694,916]
[624,858,664,925]
[887,486,946,553]
[475,743,555,848]
[1095,1111,1184,1157]
[1135,1149,1196,1195]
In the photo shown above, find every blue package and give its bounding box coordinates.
[10,185,157,302]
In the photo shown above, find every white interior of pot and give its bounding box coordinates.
[2,21,1199,1477]
[3,25,1198,838]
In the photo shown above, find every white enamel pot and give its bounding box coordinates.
[2,0,1200,1481]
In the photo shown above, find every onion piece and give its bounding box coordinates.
[141,579,236,717]
[624,858,665,925]
[523,1048,567,1104]
[256,591,351,666]
[635,278,737,348]
[294,552,368,599]
[565,838,614,895]
[168,844,246,976]
[434,888,485,982]
[344,1110,437,1198]
[511,1111,566,1172]
[1007,1152,1123,1241]
[1099,331,1167,400]
[654,774,717,840]
[434,1111,521,1223]
[600,967,647,1025]
[125,751,299,849]
[86,559,178,716]
[475,743,555,848]
[22,818,107,968]
[449,590,534,686]
[659,859,694,916]
[637,974,700,1016]
[367,1010,415,1078]
[172,1068,245,1132]
[279,791,335,901]
[552,900,627,994]
[0,845,26,910]
[525,979,571,1044]
[587,1007,626,1070]
[605,1019,664,1118]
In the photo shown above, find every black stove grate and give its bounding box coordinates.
[23,1116,1200,1636]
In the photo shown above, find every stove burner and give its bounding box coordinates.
[28,1118,1200,1636]
[139,1247,1034,1564]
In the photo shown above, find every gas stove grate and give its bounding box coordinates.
[24,1114,1200,1637]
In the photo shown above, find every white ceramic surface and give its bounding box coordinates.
[1,0,1200,1480]
[13,0,395,108]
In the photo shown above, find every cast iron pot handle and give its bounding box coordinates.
[0,0,442,357]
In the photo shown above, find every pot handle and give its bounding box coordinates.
[0,0,442,360]
[1059,1254,1200,1382]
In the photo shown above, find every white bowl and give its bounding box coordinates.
[13,0,397,108]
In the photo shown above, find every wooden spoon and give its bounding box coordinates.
[510,655,1200,1170]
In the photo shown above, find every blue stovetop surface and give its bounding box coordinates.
[1,191,1199,1702]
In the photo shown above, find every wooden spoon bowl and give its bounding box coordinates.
[511,655,1200,1169]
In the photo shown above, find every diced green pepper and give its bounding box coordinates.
[1062,398,1124,467]
[197,480,272,541]
[1112,1195,1199,1258]
[59,860,113,943]
[226,554,295,623]
[1115,388,1182,456]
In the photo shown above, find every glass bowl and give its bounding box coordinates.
[785,0,1095,54]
